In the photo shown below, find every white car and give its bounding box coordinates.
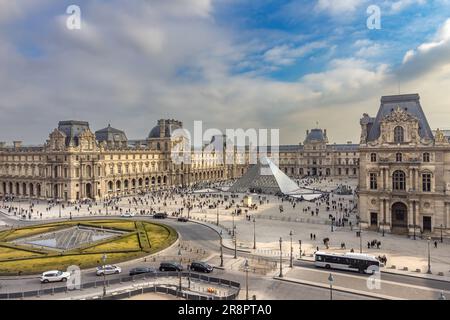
[40,270,71,283]
[96,265,122,276]
[120,213,135,217]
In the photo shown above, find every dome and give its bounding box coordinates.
[95,124,127,143]
[305,129,327,143]
[147,121,182,139]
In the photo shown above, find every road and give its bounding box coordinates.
[0,213,449,299]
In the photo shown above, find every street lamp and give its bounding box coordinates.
[216,207,219,226]
[178,248,182,292]
[58,201,61,218]
[289,230,293,268]
[298,240,302,260]
[359,222,362,254]
[279,237,283,278]
[232,211,235,237]
[328,273,334,300]
[102,253,107,297]
[440,224,443,243]
[219,230,224,267]
[234,226,237,259]
[253,217,256,250]
[244,259,249,300]
[427,237,432,274]
[330,219,333,232]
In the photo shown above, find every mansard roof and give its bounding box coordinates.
[95,124,128,143]
[305,129,327,143]
[367,94,434,142]
[57,120,91,146]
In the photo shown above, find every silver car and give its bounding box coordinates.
[96,265,122,276]
[40,270,71,283]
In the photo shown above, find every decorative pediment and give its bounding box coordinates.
[382,106,418,123]
[434,128,449,145]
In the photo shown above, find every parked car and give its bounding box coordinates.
[96,265,122,276]
[40,270,71,283]
[190,261,213,273]
[153,212,167,219]
[177,216,189,222]
[129,267,157,276]
[120,213,135,217]
[159,262,183,272]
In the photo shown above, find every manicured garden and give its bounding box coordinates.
[0,220,177,275]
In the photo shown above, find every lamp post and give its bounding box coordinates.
[330,219,333,232]
[219,230,224,267]
[253,217,256,250]
[289,230,293,268]
[58,201,61,218]
[178,248,182,292]
[328,273,334,300]
[279,237,283,278]
[244,259,249,300]
[102,253,107,297]
[440,224,443,243]
[427,237,432,274]
[299,240,302,260]
[216,207,219,226]
[232,211,235,237]
[234,227,237,259]
[359,221,362,254]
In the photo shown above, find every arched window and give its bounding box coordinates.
[392,170,406,191]
[394,126,404,143]
[370,153,377,162]
[396,153,402,162]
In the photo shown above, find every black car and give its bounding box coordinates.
[159,262,183,272]
[153,212,167,219]
[190,261,213,273]
[177,216,189,222]
[129,267,157,276]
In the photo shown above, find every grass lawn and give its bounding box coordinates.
[0,220,178,275]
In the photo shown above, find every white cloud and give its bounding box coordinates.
[314,0,366,15]
[263,41,328,66]
[400,18,450,77]
[389,0,427,13]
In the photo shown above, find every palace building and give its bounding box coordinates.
[0,119,358,202]
[358,94,450,236]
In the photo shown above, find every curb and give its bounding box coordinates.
[273,276,400,300]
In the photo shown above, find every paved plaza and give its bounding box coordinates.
[1,177,450,281]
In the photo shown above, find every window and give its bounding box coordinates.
[422,173,431,192]
[370,153,377,162]
[370,173,377,190]
[394,126,404,143]
[393,170,406,191]
[423,153,430,162]
[396,153,402,162]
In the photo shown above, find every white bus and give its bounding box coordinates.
[314,251,380,274]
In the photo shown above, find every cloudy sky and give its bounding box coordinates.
[1,0,450,145]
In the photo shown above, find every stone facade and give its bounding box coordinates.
[0,120,358,202]
[358,94,450,235]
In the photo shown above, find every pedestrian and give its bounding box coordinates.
[310,233,313,240]
[367,241,370,249]
[434,241,438,248]
[313,234,316,240]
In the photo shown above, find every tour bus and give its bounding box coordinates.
[314,251,380,274]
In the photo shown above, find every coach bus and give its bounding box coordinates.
[314,251,380,274]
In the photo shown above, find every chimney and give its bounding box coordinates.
[13,141,22,148]
[159,119,166,138]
